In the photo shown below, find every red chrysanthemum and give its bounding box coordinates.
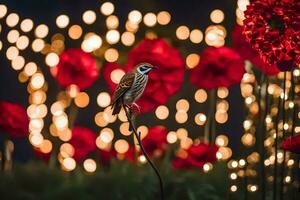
[232,25,280,76]
[243,0,300,71]
[189,47,245,89]
[69,126,97,162]
[103,38,185,113]
[281,135,300,154]
[0,101,29,138]
[172,143,218,170]
[141,126,167,157]
[52,48,99,90]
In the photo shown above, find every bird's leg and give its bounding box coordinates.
[131,103,141,113]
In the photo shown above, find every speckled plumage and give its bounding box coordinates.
[111,63,155,115]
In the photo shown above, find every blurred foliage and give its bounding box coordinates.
[0,160,233,200]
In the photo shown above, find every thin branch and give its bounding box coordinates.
[123,105,164,200]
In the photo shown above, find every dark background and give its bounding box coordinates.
[0,0,243,161]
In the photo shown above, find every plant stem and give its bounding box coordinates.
[123,105,164,200]
[279,72,287,200]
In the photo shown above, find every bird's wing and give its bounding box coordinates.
[111,71,135,104]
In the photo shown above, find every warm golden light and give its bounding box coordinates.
[104,48,119,62]
[155,105,169,120]
[114,139,129,154]
[29,134,44,146]
[176,26,190,40]
[51,101,64,116]
[119,122,131,136]
[175,111,188,124]
[157,11,171,25]
[106,30,120,44]
[20,19,34,32]
[7,29,19,43]
[68,25,83,40]
[30,73,44,89]
[67,84,79,98]
[167,131,177,144]
[82,10,96,24]
[81,34,102,52]
[190,29,203,44]
[56,14,69,28]
[194,113,206,126]
[121,31,135,46]
[11,56,25,70]
[40,139,53,154]
[241,133,255,147]
[100,2,115,16]
[83,159,97,173]
[110,69,125,84]
[217,87,229,98]
[62,157,76,171]
[0,4,7,18]
[97,92,111,108]
[210,9,225,23]
[125,21,139,32]
[106,15,119,29]
[176,99,189,112]
[6,13,19,27]
[32,39,45,52]
[60,143,75,157]
[74,92,90,108]
[45,52,59,67]
[186,53,200,69]
[215,135,229,147]
[6,46,19,60]
[35,24,49,38]
[16,35,29,50]
[100,128,114,143]
[128,10,142,24]
[24,62,38,76]
[143,12,157,27]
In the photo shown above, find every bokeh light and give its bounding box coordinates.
[176,26,190,40]
[35,24,49,38]
[82,10,96,24]
[155,105,169,120]
[100,2,115,16]
[157,11,171,25]
[210,9,225,23]
[20,19,34,32]
[6,13,19,27]
[104,48,119,62]
[143,12,157,27]
[56,15,70,28]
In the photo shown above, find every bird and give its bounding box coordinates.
[111,63,157,115]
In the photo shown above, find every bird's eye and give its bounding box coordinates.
[140,66,147,71]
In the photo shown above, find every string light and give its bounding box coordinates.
[157,11,171,25]
[20,19,34,32]
[0,4,7,18]
[82,10,97,24]
[128,10,142,24]
[56,15,70,28]
[143,12,157,27]
[6,13,19,27]
[35,24,49,38]
[100,2,115,16]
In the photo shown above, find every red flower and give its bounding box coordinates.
[141,126,167,157]
[69,126,97,162]
[172,143,218,170]
[0,101,29,138]
[189,47,245,90]
[52,48,99,90]
[243,0,300,71]
[232,25,280,76]
[103,38,185,113]
[281,135,300,154]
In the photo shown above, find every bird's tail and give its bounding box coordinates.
[112,99,122,115]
